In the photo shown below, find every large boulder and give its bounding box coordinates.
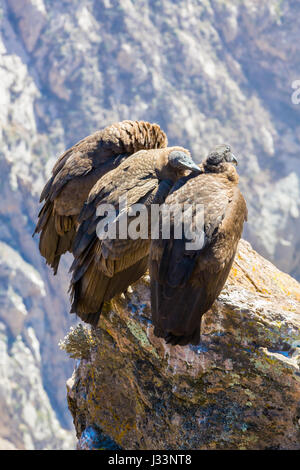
[62,240,300,450]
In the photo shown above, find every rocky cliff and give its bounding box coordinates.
[3,0,300,279]
[0,0,300,449]
[64,240,300,450]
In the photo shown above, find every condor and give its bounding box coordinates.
[150,144,247,346]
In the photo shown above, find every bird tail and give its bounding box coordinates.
[150,275,207,346]
[70,255,149,327]
[33,200,76,274]
[153,324,201,346]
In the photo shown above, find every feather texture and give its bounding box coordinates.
[34,120,168,274]
[150,151,247,346]
[69,146,195,326]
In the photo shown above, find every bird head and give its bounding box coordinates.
[168,148,201,173]
[155,147,200,182]
[205,144,238,167]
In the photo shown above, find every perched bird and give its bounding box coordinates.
[150,144,247,346]
[34,120,168,274]
[69,146,200,326]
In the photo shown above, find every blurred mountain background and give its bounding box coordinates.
[0,0,299,450]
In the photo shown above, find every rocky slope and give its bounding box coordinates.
[0,3,77,448]
[3,0,300,278]
[0,166,76,449]
[64,240,300,450]
[0,0,300,449]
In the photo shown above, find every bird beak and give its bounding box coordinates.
[183,159,201,173]
[169,150,201,173]
[230,153,238,165]
[176,155,201,173]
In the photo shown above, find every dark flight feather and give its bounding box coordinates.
[34,120,168,274]
[150,145,247,346]
[69,146,198,326]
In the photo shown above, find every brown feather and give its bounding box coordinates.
[70,146,195,325]
[34,120,168,274]
[150,158,247,346]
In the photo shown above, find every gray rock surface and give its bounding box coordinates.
[0,0,300,449]
[64,241,300,450]
[4,0,300,279]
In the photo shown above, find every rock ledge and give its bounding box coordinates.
[63,240,300,450]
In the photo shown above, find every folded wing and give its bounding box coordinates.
[34,121,167,274]
[150,173,247,346]
[69,151,173,326]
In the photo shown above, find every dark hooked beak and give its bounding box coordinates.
[230,153,238,165]
[169,150,201,173]
[183,159,201,173]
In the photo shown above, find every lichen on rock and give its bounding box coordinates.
[65,240,300,450]
[2,0,300,450]
[59,324,96,360]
